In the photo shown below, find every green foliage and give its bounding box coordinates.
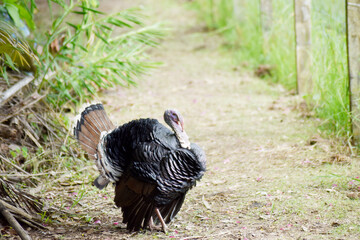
[35,0,166,109]
[1,0,165,110]
[234,1,264,67]
[189,0,263,66]
[190,0,234,31]
[0,0,36,31]
[190,0,350,138]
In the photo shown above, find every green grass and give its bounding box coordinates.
[311,1,350,137]
[266,0,296,89]
[189,0,351,139]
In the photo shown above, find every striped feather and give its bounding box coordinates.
[73,103,115,189]
[74,103,114,158]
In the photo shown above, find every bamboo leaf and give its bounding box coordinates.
[37,0,165,108]
[72,11,86,15]
[66,22,79,29]
[94,31,109,44]
[81,6,104,14]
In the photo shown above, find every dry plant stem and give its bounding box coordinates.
[24,129,42,148]
[0,171,65,178]
[0,200,32,240]
[0,75,35,106]
[0,199,36,220]
[29,109,62,142]
[17,116,41,142]
[0,155,30,175]
[155,208,167,234]
[0,93,45,124]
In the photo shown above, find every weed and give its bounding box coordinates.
[71,186,87,209]
[9,146,28,160]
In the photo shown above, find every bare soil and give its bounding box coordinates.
[27,0,360,239]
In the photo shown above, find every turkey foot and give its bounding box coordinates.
[148,217,162,232]
[155,208,168,234]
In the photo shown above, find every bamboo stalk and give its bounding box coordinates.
[294,0,312,95]
[260,0,273,34]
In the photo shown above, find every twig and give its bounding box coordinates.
[29,109,62,142]
[18,116,40,141]
[0,93,45,124]
[63,120,72,147]
[17,218,42,229]
[0,199,36,220]
[0,75,35,106]
[24,129,42,148]
[0,171,66,178]
[0,155,29,175]
[182,236,204,240]
[181,230,233,240]
[347,138,355,156]
[0,200,32,240]
[349,3,360,8]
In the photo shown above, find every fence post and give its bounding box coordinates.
[294,0,312,95]
[346,0,360,143]
[260,0,272,34]
[233,0,243,22]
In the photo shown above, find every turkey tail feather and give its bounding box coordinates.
[74,103,114,160]
[74,103,115,189]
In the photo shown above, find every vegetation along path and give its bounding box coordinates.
[33,0,360,239]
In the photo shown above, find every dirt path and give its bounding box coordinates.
[32,1,360,239]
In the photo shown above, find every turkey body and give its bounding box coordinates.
[73,104,206,232]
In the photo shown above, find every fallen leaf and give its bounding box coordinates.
[202,195,211,210]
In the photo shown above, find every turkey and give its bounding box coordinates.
[73,103,206,232]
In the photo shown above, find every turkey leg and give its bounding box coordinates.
[148,217,160,231]
[155,208,168,233]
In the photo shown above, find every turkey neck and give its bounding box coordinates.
[172,126,190,149]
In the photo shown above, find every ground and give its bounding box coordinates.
[27,0,360,239]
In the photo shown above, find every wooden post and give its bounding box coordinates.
[260,0,272,34]
[294,0,312,95]
[346,0,360,143]
[233,0,244,22]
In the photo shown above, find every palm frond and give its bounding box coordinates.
[0,19,39,72]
